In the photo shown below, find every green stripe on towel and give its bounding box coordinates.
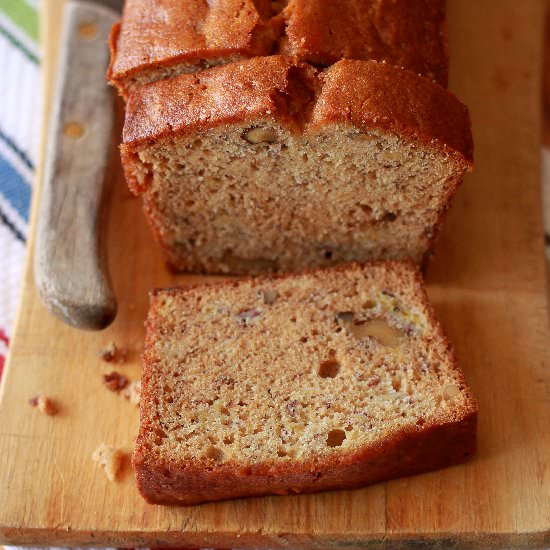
[0,0,38,42]
[0,23,38,64]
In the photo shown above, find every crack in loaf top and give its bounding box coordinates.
[108,0,448,96]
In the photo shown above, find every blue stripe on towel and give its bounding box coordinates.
[0,153,31,222]
[0,129,34,171]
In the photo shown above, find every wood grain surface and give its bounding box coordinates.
[0,0,549,547]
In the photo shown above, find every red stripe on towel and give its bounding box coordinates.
[0,328,9,382]
[0,328,8,345]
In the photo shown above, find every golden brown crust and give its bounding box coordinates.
[122,56,472,166]
[108,0,448,97]
[312,59,473,167]
[107,0,280,98]
[281,0,448,86]
[134,261,478,506]
[134,413,476,505]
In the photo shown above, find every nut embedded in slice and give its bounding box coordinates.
[243,127,279,144]
[443,384,461,400]
[259,288,278,305]
[349,319,404,347]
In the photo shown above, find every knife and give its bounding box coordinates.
[35,0,123,330]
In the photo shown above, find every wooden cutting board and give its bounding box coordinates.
[0,0,549,547]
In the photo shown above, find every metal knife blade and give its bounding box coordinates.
[35,0,122,330]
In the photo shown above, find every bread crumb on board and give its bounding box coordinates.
[92,444,123,481]
[29,395,58,416]
[102,371,129,392]
[122,380,141,407]
[98,341,128,364]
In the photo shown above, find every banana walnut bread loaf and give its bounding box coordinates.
[121,55,473,275]
[134,261,478,505]
[108,0,448,99]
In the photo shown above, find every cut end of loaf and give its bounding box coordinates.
[121,57,473,275]
[134,261,477,505]
[128,122,464,274]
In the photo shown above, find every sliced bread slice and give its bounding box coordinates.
[108,0,280,99]
[134,261,477,505]
[121,56,473,275]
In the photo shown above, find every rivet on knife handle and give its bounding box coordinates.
[35,1,119,330]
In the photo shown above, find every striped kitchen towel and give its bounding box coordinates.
[0,0,41,379]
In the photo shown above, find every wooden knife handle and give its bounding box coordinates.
[35,1,119,330]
